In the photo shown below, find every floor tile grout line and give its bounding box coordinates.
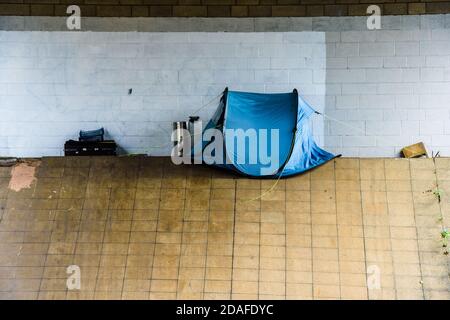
[200,171,212,300]
[333,160,342,300]
[383,159,397,300]
[65,161,89,300]
[0,169,22,300]
[92,162,113,299]
[357,159,370,300]
[148,163,163,299]
[2,161,24,294]
[120,161,139,300]
[174,169,188,300]
[408,160,426,300]
[229,179,237,300]
[37,160,66,300]
[29,162,43,299]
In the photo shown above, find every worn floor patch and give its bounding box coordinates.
[8,161,39,192]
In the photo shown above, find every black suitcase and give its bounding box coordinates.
[64,140,117,156]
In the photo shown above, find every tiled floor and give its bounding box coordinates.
[0,156,449,300]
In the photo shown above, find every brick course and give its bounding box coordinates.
[0,0,449,17]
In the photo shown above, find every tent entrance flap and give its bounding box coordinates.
[200,89,336,178]
[223,91,298,177]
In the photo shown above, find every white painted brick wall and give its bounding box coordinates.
[0,15,449,158]
[0,30,325,156]
[323,23,450,157]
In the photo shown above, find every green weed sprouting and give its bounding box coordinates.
[441,228,450,255]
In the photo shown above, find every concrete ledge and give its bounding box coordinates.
[0,14,449,32]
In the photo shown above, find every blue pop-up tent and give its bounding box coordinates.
[198,88,337,178]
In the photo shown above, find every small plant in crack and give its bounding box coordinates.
[425,187,444,203]
[433,188,444,203]
[441,228,450,255]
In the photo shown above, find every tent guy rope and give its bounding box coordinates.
[149,92,223,149]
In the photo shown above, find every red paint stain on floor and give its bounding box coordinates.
[8,162,39,192]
